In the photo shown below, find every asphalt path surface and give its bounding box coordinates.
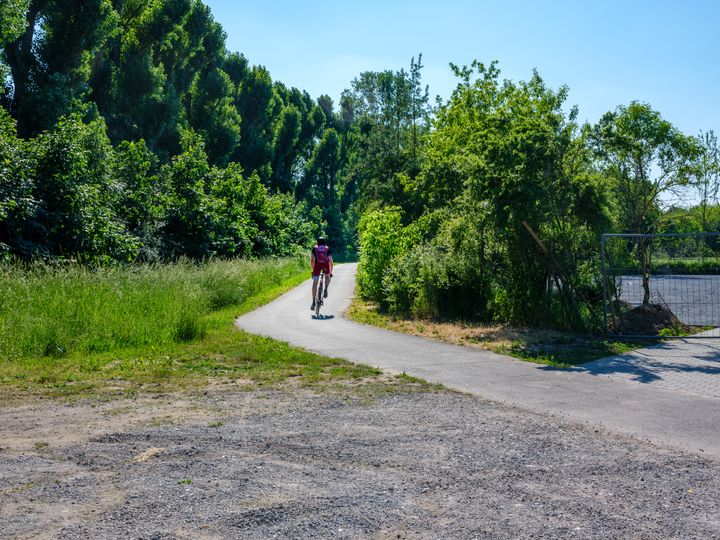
[619,274,720,326]
[237,264,720,459]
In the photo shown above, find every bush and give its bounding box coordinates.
[161,136,320,260]
[112,139,165,261]
[357,207,408,301]
[652,258,720,275]
[383,215,492,319]
[0,108,34,260]
[28,114,139,263]
[0,108,322,265]
[160,131,217,258]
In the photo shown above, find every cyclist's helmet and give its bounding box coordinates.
[317,236,326,245]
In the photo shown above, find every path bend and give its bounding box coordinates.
[236,264,720,458]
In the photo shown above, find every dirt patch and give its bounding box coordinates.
[1,388,719,538]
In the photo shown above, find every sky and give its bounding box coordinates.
[203,0,719,136]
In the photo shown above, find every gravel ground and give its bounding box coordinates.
[1,387,719,539]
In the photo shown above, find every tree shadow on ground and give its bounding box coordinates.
[540,339,720,385]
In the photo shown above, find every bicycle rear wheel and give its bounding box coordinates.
[314,276,323,318]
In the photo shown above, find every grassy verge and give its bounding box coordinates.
[0,259,439,401]
[347,299,645,368]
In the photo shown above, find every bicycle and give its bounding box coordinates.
[314,270,327,319]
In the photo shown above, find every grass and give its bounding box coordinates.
[347,299,645,368]
[0,258,439,401]
[651,257,720,275]
[0,258,306,360]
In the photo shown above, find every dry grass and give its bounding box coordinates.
[347,299,644,367]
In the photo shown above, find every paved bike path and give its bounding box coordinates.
[236,264,720,458]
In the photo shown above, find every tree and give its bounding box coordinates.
[186,67,242,166]
[590,102,700,304]
[222,52,249,87]
[356,61,610,327]
[3,0,118,136]
[432,62,606,324]
[91,0,191,154]
[340,56,431,214]
[317,94,341,131]
[111,139,165,259]
[408,54,431,177]
[0,0,349,264]
[0,0,29,50]
[274,83,326,172]
[591,102,699,234]
[694,130,720,230]
[300,128,344,249]
[301,129,340,204]
[231,65,278,180]
[91,0,227,158]
[210,163,255,257]
[28,114,138,262]
[0,106,32,258]
[160,130,216,258]
[269,104,301,193]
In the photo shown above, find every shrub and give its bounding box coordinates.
[383,217,492,320]
[0,108,34,259]
[357,207,408,301]
[28,114,139,263]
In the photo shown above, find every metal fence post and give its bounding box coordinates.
[601,234,609,336]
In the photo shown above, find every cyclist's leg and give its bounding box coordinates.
[311,274,319,309]
[324,272,331,297]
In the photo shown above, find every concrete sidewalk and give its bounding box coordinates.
[236,264,720,458]
[581,338,720,399]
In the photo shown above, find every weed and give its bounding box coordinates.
[173,313,206,343]
[659,324,690,337]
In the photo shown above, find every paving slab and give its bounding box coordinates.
[236,264,720,458]
[582,338,720,399]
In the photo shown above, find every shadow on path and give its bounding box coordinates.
[537,339,720,392]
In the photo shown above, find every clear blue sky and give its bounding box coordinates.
[204,0,719,136]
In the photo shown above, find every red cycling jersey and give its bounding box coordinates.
[312,244,332,277]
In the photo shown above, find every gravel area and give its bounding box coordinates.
[1,388,719,539]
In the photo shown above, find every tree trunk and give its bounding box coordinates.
[4,2,41,135]
[640,237,652,305]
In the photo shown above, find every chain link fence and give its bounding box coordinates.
[601,233,720,338]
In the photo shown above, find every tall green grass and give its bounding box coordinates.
[0,258,442,400]
[0,258,305,361]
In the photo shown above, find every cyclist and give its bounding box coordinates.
[310,236,333,310]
